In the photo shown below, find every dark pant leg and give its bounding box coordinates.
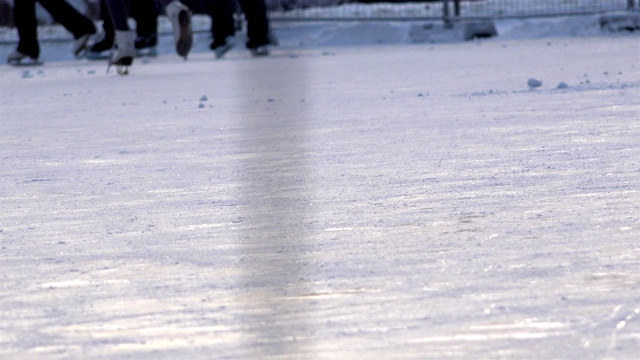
[236,0,269,48]
[37,0,96,39]
[179,0,204,13]
[208,0,236,48]
[13,0,39,58]
[131,0,158,37]
[105,0,130,31]
[100,0,115,40]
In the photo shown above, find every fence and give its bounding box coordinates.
[265,0,638,22]
[0,0,637,28]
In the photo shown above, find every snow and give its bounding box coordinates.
[1,13,640,359]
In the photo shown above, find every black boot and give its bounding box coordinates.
[86,35,114,60]
[135,33,158,57]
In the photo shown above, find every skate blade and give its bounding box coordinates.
[74,46,91,59]
[116,65,129,75]
[75,47,89,59]
[215,43,235,59]
[268,31,279,46]
[8,58,43,67]
[250,46,270,57]
[86,51,109,60]
[107,53,133,75]
[136,47,158,58]
[73,33,94,58]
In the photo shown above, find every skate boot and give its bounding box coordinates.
[86,34,114,60]
[108,30,136,75]
[165,1,193,59]
[268,31,279,46]
[135,33,158,57]
[7,50,41,66]
[247,33,275,58]
[211,36,235,59]
[250,45,270,57]
[73,32,95,58]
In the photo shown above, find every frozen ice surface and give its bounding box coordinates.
[1,23,640,359]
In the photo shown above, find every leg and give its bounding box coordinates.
[132,0,158,38]
[132,0,160,53]
[105,0,135,72]
[236,0,270,48]
[209,0,236,49]
[38,0,98,57]
[13,0,39,58]
[37,0,96,39]
[104,0,130,31]
[100,0,116,40]
[87,0,115,58]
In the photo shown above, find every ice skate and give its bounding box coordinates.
[247,32,275,58]
[212,36,236,59]
[7,50,41,66]
[165,1,193,59]
[73,32,94,58]
[86,35,114,60]
[268,30,279,47]
[108,30,135,75]
[250,45,270,57]
[135,33,158,57]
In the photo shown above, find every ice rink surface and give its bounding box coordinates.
[1,19,640,358]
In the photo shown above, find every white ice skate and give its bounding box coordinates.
[165,1,193,60]
[108,30,136,75]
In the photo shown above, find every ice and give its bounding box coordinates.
[1,12,640,360]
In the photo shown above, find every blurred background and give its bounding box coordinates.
[0,0,637,27]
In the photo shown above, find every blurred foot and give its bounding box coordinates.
[73,32,95,58]
[212,36,235,59]
[135,33,158,57]
[86,35,114,60]
[166,1,193,59]
[250,45,270,57]
[7,50,40,66]
[135,33,157,49]
[108,30,136,75]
